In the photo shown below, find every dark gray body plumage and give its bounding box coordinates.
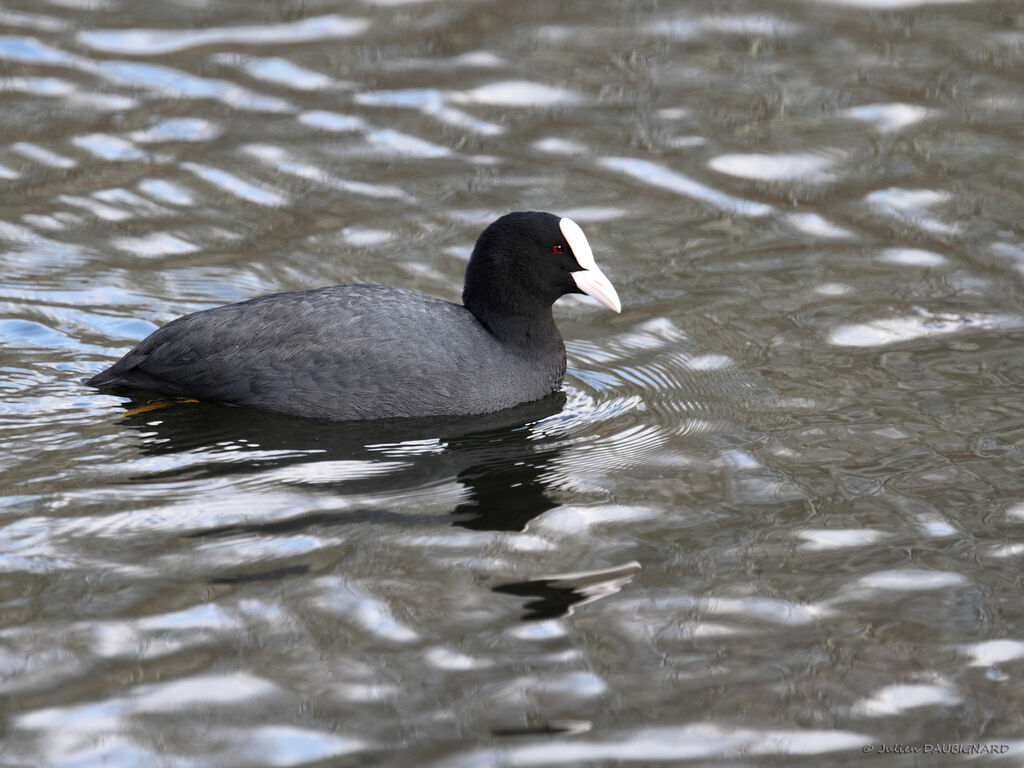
[88,284,567,421]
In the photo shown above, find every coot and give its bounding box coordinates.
[88,211,621,421]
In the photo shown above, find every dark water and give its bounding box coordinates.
[3,0,1024,765]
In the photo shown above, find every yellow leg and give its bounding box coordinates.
[120,398,200,417]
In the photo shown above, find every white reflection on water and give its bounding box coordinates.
[356,88,442,108]
[57,193,132,221]
[798,529,886,550]
[395,531,554,553]
[137,178,195,205]
[112,231,199,257]
[829,309,1024,347]
[852,569,968,592]
[71,133,147,161]
[400,50,505,69]
[877,248,947,267]
[507,620,568,640]
[430,104,506,136]
[0,74,136,109]
[341,227,394,247]
[989,242,1024,277]
[15,673,367,765]
[99,60,293,112]
[785,212,854,239]
[78,14,370,55]
[11,141,76,168]
[648,14,803,39]
[0,8,68,32]
[452,80,583,107]
[817,0,969,7]
[242,143,412,201]
[961,640,1024,667]
[600,157,775,216]
[84,603,235,659]
[424,646,492,671]
[313,577,420,643]
[216,54,343,91]
[180,162,288,207]
[18,673,278,724]
[441,724,871,766]
[852,682,963,716]
[708,151,840,182]
[355,86,531,135]
[367,128,451,158]
[533,137,587,155]
[130,117,221,143]
[92,189,168,217]
[0,34,78,64]
[265,459,409,484]
[0,75,67,94]
[814,280,852,294]
[864,187,957,234]
[843,103,933,132]
[609,594,832,627]
[299,110,367,132]
[223,726,368,766]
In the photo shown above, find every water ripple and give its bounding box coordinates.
[441,724,870,766]
[647,14,803,39]
[130,117,221,143]
[864,187,958,235]
[99,60,293,112]
[215,54,348,91]
[852,683,963,716]
[829,309,1024,347]
[355,88,506,136]
[180,162,287,206]
[708,151,842,183]
[0,34,78,65]
[843,103,934,132]
[242,144,412,201]
[71,133,146,161]
[600,157,775,216]
[11,141,76,168]
[136,178,195,205]
[78,15,370,55]
[452,80,583,107]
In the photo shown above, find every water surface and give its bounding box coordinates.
[3,0,1024,765]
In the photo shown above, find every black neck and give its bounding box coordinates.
[464,296,563,352]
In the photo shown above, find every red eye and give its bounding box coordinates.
[552,244,565,254]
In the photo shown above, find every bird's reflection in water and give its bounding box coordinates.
[113,391,567,535]
[112,392,637,622]
[493,561,642,621]
[492,720,592,738]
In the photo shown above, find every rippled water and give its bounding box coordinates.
[3,1,1024,765]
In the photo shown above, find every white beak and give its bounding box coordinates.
[560,217,622,314]
[571,268,621,313]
